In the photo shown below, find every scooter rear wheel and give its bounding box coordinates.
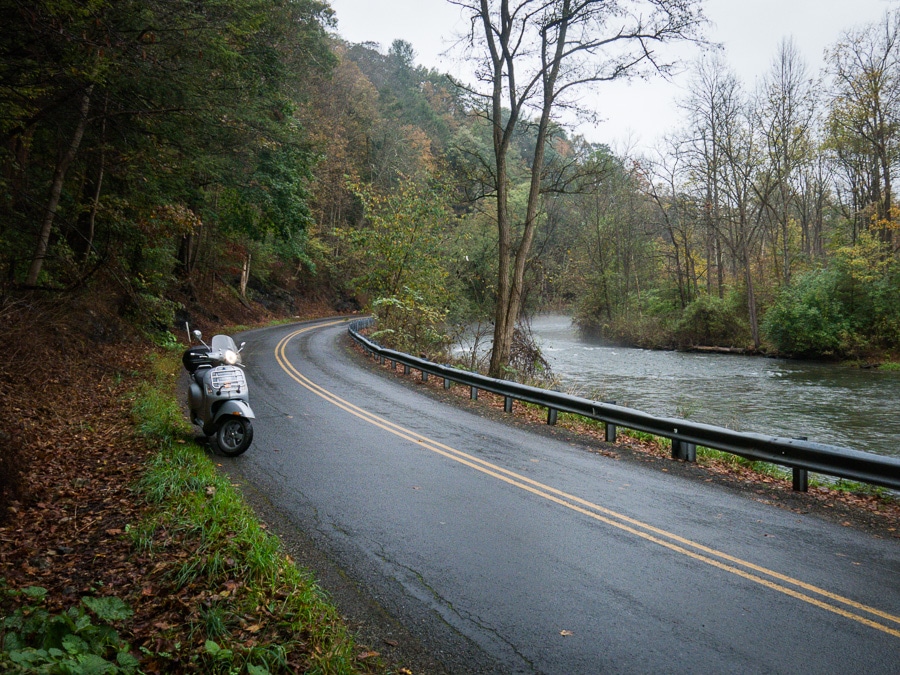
[215,417,253,457]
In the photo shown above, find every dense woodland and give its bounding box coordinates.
[4,0,900,373]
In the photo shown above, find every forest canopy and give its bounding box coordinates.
[3,0,900,368]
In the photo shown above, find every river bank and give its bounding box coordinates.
[527,314,900,459]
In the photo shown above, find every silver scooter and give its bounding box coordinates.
[182,328,256,456]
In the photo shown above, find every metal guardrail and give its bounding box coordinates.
[348,318,900,492]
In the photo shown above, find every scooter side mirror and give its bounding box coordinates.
[239,342,246,351]
[193,330,202,340]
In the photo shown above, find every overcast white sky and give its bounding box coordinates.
[327,0,897,152]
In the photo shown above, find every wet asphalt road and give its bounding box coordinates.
[222,318,900,674]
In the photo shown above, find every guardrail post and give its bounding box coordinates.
[792,438,809,492]
[444,377,451,389]
[792,468,809,492]
[547,408,558,426]
[421,370,428,382]
[671,439,697,462]
[470,386,478,400]
[391,360,396,370]
[604,401,617,442]
[605,423,617,442]
[403,364,411,375]
[504,396,513,413]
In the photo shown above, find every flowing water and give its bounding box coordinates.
[527,314,900,459]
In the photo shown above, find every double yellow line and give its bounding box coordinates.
[276,322,900,639]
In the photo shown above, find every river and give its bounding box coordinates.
[527,314,900,459]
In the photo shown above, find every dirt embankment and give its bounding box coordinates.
[0,286,341,671]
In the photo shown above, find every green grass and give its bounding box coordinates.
[694,446,792,480]
[130,352,192,441]
[128,350,367,674]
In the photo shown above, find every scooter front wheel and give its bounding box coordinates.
[215,417,253,457]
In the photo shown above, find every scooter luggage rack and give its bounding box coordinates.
[210,366,246,393]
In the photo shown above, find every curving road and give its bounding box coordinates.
[224,318,900,674]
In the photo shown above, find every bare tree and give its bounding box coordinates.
[826,9,900,246]
[451,0,705,377]
[717,81,765,349]
[640,137,699,309]
[755,38,816,282]
[681,54,764,347]
[680,53,733,298]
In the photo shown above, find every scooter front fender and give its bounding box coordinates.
[212,399,256,424]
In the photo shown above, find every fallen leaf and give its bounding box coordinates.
[560,630,574,636]
[357,650,380,660]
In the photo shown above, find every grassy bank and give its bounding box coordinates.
[132,351,366,674]
[2,347,374,674]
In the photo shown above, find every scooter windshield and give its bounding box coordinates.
[210,334,237,352]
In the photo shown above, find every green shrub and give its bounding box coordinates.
[674,294,748,347]
[763,268,851,356]
[0,584,139,674]
[370,289,449,357]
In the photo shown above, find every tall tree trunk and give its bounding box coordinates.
[240,252,251,299]
[743,249,760,349]
[488,0,567,378]
[26,86,93,285]
[879,143,893,247]
[177,234,194,276]
[82,96,108,264]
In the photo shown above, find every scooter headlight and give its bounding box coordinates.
[224,349,238,365]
